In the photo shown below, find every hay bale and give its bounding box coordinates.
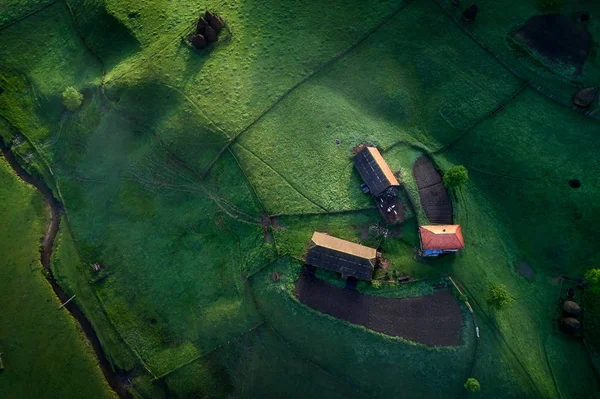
[205,25,217,43]
[560,317,581,334]
[573,87,597,107]
[190,34,207,49]
[563,300,582,316]
[205,10,215,21]
[196,18,208,34]
[463,4,478,22]
[210,15,223,33]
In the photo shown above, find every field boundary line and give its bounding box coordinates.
[429,0,600,123]
[164,84,230,138]
[154,321,265,381]
[0,0,58,31]
[263,322,371,399]
[244,255,289,280]
[459,283,547,398]
[0,115,154,379]
[227,147,270,216]
[62,0,112,100]
[434,81,530,154]
[269,206,377,219]
[200,0,421,178]
[233,142,328,212]
[245,273,371,399]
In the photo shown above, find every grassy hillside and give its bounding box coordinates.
[0,0,599,397]
[0,158,115,399]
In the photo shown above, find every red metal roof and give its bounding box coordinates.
[419,225,465,250]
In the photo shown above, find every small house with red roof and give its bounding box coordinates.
[419,225,464,257]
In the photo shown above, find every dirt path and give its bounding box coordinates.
[294,269,462,346]
[0,136,130,398]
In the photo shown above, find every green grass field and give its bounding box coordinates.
[0,158,115,398]
[1,0,599,397]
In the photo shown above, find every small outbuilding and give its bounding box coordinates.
[305,232,377,281]
[419,225,464,257]
[354,146,400,197]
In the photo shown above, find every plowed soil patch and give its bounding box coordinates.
[413,155,453,224]
[294,270,462,346]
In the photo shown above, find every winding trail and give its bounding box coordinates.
[0,136,129,399]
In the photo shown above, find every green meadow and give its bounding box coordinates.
[0,158,115,398]
[0,0,599,397]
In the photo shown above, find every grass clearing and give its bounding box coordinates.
[1,0,599,396]
[236,0,522,213]
[0,158,115,398]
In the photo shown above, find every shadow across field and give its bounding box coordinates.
[294,268,462,346]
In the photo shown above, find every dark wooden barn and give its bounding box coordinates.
[354,146,400,197]
[305,232,377,281]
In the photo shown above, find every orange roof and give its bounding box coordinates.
[366,147,400,186]
[311,232,377,260]
[419,225,464,250]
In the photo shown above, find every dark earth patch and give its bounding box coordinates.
[294,269,462,346]
[511,14,592,79]
[413,156,442,189]
[569,179,581,188]
[413,156,453,224]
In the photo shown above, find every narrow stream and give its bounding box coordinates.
[0,136,129,398]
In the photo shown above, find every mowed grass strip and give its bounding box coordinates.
[0,158,115,399]
[236,0,522,214]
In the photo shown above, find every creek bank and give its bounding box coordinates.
[0,136,130,398]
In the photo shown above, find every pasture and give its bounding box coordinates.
[0,0,599,397]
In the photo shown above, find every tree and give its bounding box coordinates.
[443,165,469,188]
[487,283,514,309]
[585,268,600,285]
[464,378,481,392]
[62,87,83,111]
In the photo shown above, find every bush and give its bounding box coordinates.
[584,268,600,350]
[371,280,382,289]
[62,87,83,111]
[585,268,600,285]
[443,165,468,188]
[487,283,514,310]
[464,378,481,392]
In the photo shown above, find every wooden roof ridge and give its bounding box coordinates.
[419,225,465,250]
[365,147,399,187]
[310,232,377,260]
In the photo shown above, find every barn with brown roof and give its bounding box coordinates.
[354,146,400,197]
[419,225,464,257]
[305,232,377,281]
